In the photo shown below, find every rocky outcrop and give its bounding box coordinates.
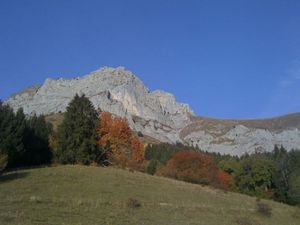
[5,66,300,155]
[5,67,194,143]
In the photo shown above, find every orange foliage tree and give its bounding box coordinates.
[159,150,232,189]
[216,170,234,190]
[98,112,144,166]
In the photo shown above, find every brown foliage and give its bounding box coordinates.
[215,170,234,190]
[131,137,144,164]
[98,112,144,167]
[159,150,232,189]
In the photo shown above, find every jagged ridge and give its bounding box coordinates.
[5,67,300,155]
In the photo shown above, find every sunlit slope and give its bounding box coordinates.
[0,166,299,225]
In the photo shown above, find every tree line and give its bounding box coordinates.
[0,94,144,172]
[0,101,52,169]
[1,95,299,206]
[144,143,300,206]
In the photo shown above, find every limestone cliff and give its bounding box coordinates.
[5,67,300,155]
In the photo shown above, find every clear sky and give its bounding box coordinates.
[1,0,300,119]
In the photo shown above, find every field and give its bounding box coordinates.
[0,165,299,225]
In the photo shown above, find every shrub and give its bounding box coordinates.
[256,202,272,217]
[126,198,141,208]
[29,196,42,203]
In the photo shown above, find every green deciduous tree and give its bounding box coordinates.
[235,154,276,198]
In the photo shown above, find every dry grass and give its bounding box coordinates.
[0,165,299,225]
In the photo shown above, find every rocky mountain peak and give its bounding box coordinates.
[5,66,300,155]
[5,67,194,143]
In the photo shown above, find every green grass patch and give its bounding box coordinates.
[0,165,299,225]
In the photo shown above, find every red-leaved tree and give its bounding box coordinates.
[158,150,232,189]
[98,112,144,167]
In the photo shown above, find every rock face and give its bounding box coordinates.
[5,66,300,155]
[6,67,194,143]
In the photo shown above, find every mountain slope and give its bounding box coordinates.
[5,67,300,155]
[0,166,299,225]
[182,114,300,155]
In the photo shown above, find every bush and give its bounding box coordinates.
[256,202,272,217]
[126,198,141,208]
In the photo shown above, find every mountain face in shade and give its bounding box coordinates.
[5,67,300,156]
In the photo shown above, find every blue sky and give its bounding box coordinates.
[0,0,300,119]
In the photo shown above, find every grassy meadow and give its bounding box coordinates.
[0,165,299,225]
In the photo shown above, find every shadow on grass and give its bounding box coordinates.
[0,171,30,183]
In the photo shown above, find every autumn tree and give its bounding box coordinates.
[98,112,144,167]
[216,170,234,190]
[159,151,216,185]
[131,136,144,164]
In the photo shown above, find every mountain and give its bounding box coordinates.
[5,67,300,155]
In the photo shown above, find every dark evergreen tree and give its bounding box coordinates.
[287,169,300,205]
[0,102,26,167]
[23,114,53,165]
[56,94,100,164]
[272,145,290,202]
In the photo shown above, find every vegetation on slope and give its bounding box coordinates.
[0,165,299,225]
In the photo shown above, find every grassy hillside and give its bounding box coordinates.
[0,166,299,225]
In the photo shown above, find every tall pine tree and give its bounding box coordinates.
[0,102,26,167]
[23,114,53,165]
[56,94,100,164]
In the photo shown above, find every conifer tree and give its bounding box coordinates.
[0,102,26,167]
[23,114,53,165]
[56,94,100,164]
